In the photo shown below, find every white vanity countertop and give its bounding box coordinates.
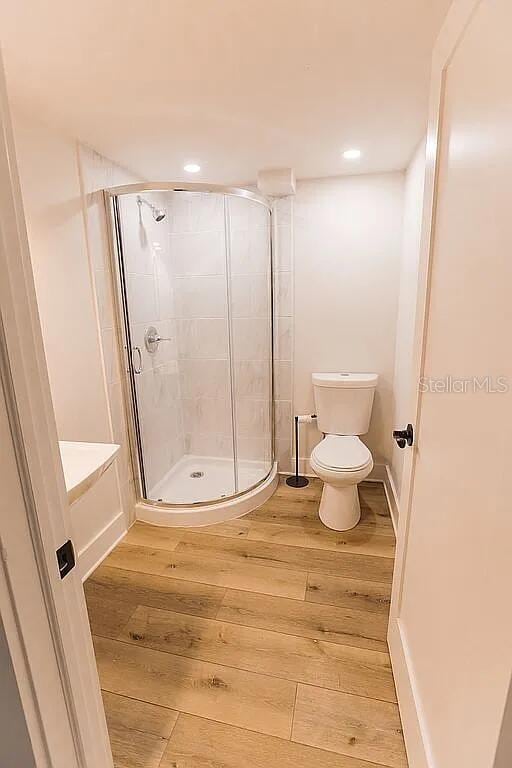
[59,441,120,505]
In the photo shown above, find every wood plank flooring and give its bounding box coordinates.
[85,478,408,768]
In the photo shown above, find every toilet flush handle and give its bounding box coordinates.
[393,424,414,449]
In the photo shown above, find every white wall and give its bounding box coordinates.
[390,140,426,508]
[13,116,108,442]
[293,173,404,468]
[12,115,134,575]
[78,146,139,530]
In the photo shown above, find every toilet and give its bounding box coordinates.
[310,372,378,531]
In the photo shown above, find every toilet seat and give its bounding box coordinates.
[312,435,372,473]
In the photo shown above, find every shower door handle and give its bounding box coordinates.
[131,346,143,374]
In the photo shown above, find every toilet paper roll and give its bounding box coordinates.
[296,414,317,424]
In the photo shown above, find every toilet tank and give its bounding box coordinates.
[312,372,378,435]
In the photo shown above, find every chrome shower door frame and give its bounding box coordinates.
[104,182,275,509]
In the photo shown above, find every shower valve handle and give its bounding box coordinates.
[144,326,173,353]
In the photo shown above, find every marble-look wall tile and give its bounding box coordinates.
[237,436,271,462]
[230,227,270,275]
[135,363,184,491]
[170,192,232,464]
[233,318,270,361]
[274,271,292,317]
[174,275,227,318]
[177,318,229,359]
[168,191,224,234]
[155,253,176,321]
[231,274,269,318]
[235,360,270,399]
[170,230,226,276]
[274,316,293,361]
[275,225,292,271]
[182,397,232,437]
[274,360,292,401]
[274,399,292,440]
[179,359,230,399]
[108,381,129,483]
[272,196,294,473]
[185,432,234,459]
[237,399,271,438]
[275,436,292,471]
[127,274,158,325]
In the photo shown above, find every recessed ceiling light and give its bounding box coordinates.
[184,163,201,173]
[342,148,362,160]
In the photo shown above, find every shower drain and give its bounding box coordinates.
[190,471,204,479]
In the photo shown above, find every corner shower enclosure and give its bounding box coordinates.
[106,183,277,525]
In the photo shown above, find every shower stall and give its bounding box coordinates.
[105,183,277,526]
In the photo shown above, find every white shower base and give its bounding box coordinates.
[149,454,269,505]
[136,457,278,528]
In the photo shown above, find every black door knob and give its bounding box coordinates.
[393,423,414,449]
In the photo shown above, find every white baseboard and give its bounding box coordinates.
[388,618,433,768]
[279,456,314,476]
[383,464,399,535]
[78,510,129,582]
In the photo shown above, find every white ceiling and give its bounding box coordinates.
[1,0,451,184]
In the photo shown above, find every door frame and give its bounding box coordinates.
[387,1,482,766]
[0,50,113,768]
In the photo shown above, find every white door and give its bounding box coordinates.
[0,50,113,768]
[389,1,512,767]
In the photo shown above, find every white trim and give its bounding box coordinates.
[382,465,399,536]
[289,456,314,476]
[388,620,432,768]
[78,510,130,582]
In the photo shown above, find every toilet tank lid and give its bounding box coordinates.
[312,372,379,389]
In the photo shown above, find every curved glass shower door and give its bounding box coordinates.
[112,186,273,506]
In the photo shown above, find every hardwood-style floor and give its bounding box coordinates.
[85,478,408,768]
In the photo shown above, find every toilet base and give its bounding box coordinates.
[318,483,361,531]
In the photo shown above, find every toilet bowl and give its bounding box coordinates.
[310,434,373,530]
[311,372,378,532]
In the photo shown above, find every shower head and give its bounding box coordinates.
[136,195,166,222]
